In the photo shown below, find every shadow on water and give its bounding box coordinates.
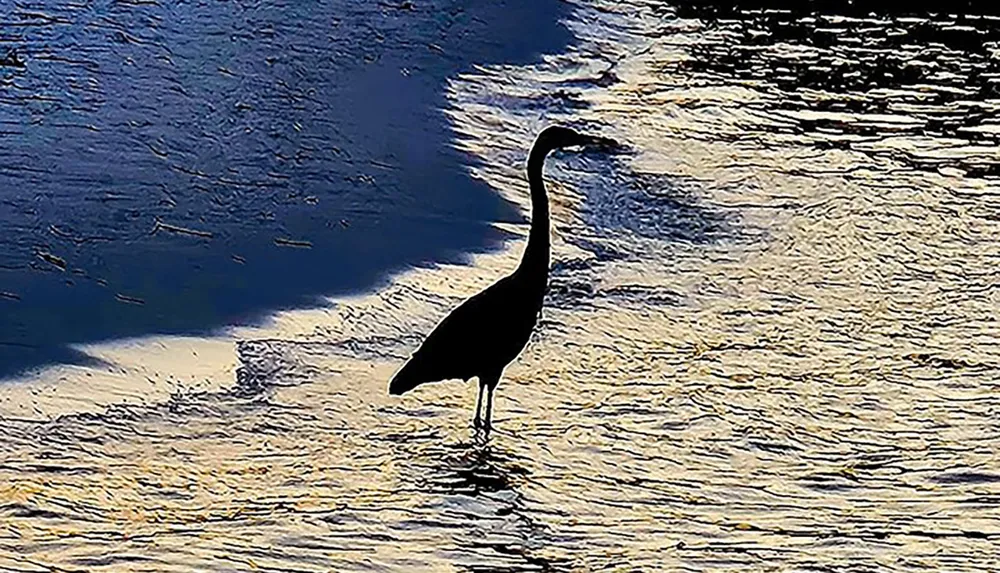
[575,168,734,245]
[0,1,573,378]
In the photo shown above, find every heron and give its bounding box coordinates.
[388,125,619,433]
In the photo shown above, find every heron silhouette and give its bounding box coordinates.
[389,125,619,433]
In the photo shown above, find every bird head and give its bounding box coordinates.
[534,125,622,156]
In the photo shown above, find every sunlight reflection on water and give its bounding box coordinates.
[3,1,1000,571]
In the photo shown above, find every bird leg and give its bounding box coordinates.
[483,383,495,434]
[473,381,485,430]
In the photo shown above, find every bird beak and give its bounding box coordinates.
[578,134,625,153]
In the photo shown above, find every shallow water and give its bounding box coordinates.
[0,0,567,377]
[3,1,1000,571]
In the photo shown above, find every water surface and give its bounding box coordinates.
[0,0,570,377]
[2,1,1000,571]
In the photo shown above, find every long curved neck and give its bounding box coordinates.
[517,142,551,279]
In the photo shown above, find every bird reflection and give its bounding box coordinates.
[411,441,568,572]
[389,126,620,435]
[420,440,529,497]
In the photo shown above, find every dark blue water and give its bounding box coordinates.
[0,0,573,378]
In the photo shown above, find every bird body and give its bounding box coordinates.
[388,271,543,395]
[389,126,617,432]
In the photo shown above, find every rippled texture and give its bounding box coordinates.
[3,1,1000,571]
[0,0,567,377]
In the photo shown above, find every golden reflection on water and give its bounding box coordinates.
[5,1,1000,571]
